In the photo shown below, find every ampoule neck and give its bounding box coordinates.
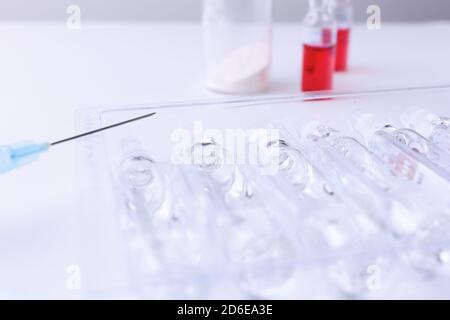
[434,117,450,129]
[328,0,353,26]
[401,107,440,137]
[352,112,397,144]
[380,125,398,135]
[301,121,341,142]
[304,0,334,28]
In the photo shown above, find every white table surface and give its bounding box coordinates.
[0,21,450,299]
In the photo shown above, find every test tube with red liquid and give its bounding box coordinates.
[329,0,353,71]
[301,0,337,92]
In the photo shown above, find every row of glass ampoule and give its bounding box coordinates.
[113,107,450,299]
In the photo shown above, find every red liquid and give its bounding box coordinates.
[335,28,350,71]
[301,44,335,92]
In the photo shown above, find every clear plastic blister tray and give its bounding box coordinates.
[76,86,450,299]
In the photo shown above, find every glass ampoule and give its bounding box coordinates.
[123,162,222,298]
[190,140,298,298]
[303,122,450,237]
[118,139,187,298]
[301,123,395,231]
[402,107,450,155]
[299,124,404,297]
[190,140,254,210]
[248,136,349,265]
[353,112,450,175]
[119,139,226,298]
[352,113,450,211]
[247,129,314,195]
[328,0,353,71]
[263,127,378,253]
[119,138,166,228]
[247,126,346,202]
[301,0,337,92]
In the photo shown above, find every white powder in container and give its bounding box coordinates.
[206,43,270,94]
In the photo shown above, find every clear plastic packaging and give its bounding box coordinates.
[76,86,450,299]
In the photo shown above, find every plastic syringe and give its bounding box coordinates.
[0,112,156,175]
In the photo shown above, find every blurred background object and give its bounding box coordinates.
[0,0,449,22]
[203,0,273,94]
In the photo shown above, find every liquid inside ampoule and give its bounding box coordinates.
[335,28,350,71]
[302,44,335,92]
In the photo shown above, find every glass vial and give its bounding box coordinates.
[329,0,353,71]
[203,0,273,94]
[301,0,337,92]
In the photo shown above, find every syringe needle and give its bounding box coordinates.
[0,111,157,174]
[51,111,157,146]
